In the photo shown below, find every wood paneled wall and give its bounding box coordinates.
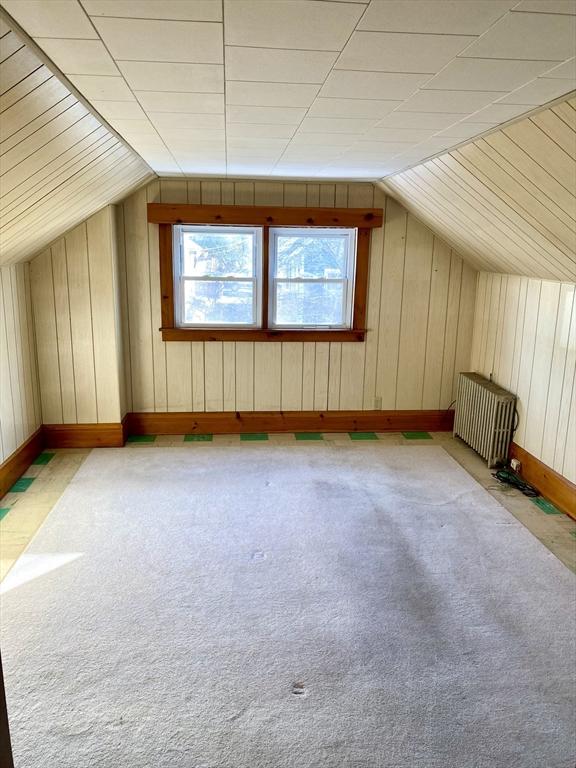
[471,272,575,484]
[0,262,41,463]
[0,22,153,267]
[29,206,126,425]
[382,95,576,282]
[117,179,476,414]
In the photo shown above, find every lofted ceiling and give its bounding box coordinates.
[1,0,575,179]
[0,15,153,265]
[381,94,576,281]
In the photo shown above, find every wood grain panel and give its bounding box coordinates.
[382,96,576,282]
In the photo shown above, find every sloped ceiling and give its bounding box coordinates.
[0,16,153,265]
[1,0,575,178]
[381,94,576,281]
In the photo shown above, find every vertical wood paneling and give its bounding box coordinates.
[0,263,41,462]
[472,272,576,483]
[50,240,76,423]
[112,180,475,422]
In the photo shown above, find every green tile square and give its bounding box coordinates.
[0,508,10,521]
[184,434,213,442]
[10,477,35,493]
[295,433,323,441]
[403,431,432,440]
[349,432,378,440]
[240,433,268,441]
[127,435,156,443]
[531,497,562,515]
[32,452,55,465]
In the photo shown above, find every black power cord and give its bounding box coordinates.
[492,468,539,497]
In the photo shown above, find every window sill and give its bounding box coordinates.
[160,328,366,342]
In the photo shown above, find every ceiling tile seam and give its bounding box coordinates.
[1,73,56,116]
[74,3,180,176]
[0,6,156,178]
[454,56,568,63]
[0,42,25,65]
[1,62,45,98]
[526,116,576,159]
[266,0,373,176]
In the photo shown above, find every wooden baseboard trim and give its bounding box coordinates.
[126,409,454,436]
[43,423,124,448]
[0,428,44,499]
[509,443,576,520]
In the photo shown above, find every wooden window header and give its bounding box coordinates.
[147,203,383,229]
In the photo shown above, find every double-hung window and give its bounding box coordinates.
[152,202,382,342]
[269,227,356,330]
[175,225,262,328]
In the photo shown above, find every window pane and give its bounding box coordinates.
[182,230,255,277]
[274,234,348,279]
[275,282,344,326]
[183,281,254,325]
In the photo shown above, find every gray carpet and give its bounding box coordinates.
[1,445,575,767]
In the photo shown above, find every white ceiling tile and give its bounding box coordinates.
[224,0,363,50]
[358,0,514,35]
[509,0,575,13]
[307,98,402,119]
[227,106,307,125]
[135,92,224,113]
[226,82,320,108]
[93,18,223,64]
[227,123,297,139]
[225,48,337,84]
[69,75,135,101]
[227,138,290,150]
[149,113,225,130]
[336,31,475,74]
[344,141,414,156]
[226,163,276,175]
[425,58,561,92]
[541,59,576,79]
[374,111,463,129]
[38,39,118,76]
[460,103,532,123]
[159,127,225,142]
[92,100,148,120]
[112,118,159,136]
[411,136,459,152]
[83,0,223,21]
[460,11,576,60]
[398,89,505,112]
[118,62,223,92]
[298,117,377,133]
[228,148,284,159]
[436,122,493,139]
[496,77,576,104]
[361,127,436,142]
[290,133,359,146]
[320,71,429,100]
[2,0,97,38]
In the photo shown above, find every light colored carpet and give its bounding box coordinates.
[1,445,575,767]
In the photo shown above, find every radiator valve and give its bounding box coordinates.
[510,458,521,473]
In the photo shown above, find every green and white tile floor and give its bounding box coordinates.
[1,433,574,580]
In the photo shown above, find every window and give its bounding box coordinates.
[151,202,382,342]
[174,226,262,328]
[269,228,356,329]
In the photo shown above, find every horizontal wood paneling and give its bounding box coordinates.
[0,28,152,266]
[29,207,126,425]
[471,272,576,484]
[0,262,41,465]
[43,422,124,448]
[382,96,576,282]
[118,179,477,416]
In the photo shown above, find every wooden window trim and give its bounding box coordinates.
[153,204,380,343]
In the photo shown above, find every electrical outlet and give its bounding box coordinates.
[510,458,521,472]
[374,396,382,410]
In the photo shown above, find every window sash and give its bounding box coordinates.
[268,227,356,329]
[174,225,262,328]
